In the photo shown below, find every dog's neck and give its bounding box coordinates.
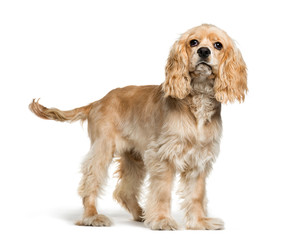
[189,73,221,122]
[190,75,215,96]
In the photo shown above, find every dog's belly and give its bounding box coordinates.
[114,125,154,157]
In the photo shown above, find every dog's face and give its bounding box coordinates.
[186,26,228,77]
[163,24,248,103]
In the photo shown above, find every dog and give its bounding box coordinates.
[29,24,247,230]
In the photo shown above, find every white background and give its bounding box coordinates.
[1,0,303,239]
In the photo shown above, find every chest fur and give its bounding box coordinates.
[189,94,222,143]
[144,91,222,173]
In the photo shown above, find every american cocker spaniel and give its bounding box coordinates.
[29,24,247,230]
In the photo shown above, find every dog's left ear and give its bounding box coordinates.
[163,38,191,99]
[214,43,248,103]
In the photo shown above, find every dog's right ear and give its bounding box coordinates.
[162,38,191,99]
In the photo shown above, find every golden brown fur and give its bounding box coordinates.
[29,24,247,230]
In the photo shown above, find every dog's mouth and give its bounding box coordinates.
[194,61,213,76]
[197,61,212,70]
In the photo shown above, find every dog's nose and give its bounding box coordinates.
[197,47,211,59]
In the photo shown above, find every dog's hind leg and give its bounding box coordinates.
[113,150,146,222]
[76,137,114,226]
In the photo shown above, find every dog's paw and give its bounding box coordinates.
[133,215,145,222]
[132,207,145,222]
[76,214,112,227]
[186,217,224,230]
[145,217,178,230]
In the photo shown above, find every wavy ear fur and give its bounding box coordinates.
[214,43,247,103]
[163,38,191,99]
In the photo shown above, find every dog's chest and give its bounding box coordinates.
[166,95,222,172]
[190,94,221,142]
[144,94,222,173]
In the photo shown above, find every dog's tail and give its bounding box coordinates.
[29,99,93,123]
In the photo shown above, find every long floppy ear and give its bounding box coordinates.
[214,43,247,103]
[162,38,191,99]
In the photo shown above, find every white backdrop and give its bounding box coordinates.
[1,0,303,239]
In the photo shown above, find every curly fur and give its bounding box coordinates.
[29,24,247,230]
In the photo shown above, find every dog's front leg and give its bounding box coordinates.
[179,169,224,230]
[144,162,178,230]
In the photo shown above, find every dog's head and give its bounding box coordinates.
[163,24,247,103]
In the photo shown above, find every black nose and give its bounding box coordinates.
[197,47,211,59]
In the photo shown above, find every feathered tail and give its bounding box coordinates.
[29,99,93,123]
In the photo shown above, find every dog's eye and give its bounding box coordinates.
[190,39,199,47]
[214,42,223,50]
